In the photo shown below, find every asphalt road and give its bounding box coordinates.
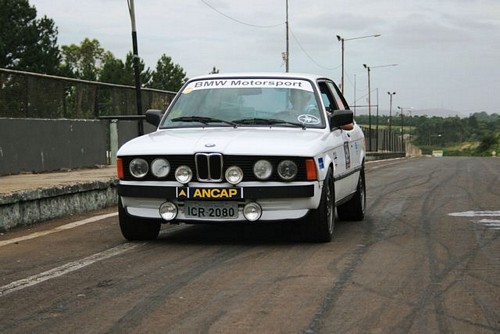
[1,157,499,334]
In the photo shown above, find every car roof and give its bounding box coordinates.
[189,72,330,82]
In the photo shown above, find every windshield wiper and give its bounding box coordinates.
[232,118,306,129]
[171,116,237,128]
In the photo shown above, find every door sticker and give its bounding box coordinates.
[344,141,351,169]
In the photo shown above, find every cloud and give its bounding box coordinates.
[28,0,500,114]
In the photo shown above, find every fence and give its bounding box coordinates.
[0,68,176,119]
[361,126,405,153]
[0,68,410,175]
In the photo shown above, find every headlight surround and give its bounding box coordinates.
[253,160,273,180]
[151,158,170,178]
[225,166,243,185]
[129,158,149,178]
[175,165,193,184]
[277,160,298,181]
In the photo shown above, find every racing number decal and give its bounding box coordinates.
[344,141,351,169]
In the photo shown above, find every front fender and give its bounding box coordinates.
[316,152,336,183]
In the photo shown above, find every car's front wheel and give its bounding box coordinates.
[118,199,161,241]
[305,168,335,242]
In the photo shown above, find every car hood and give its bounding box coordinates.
[118,127,333,157]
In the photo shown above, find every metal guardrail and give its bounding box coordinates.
[1,68,405,154]
[98,115,146,120]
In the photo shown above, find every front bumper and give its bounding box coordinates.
[118,181,321,222]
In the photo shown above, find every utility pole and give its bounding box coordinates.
[285,0,289,72]
[128,0,144,136]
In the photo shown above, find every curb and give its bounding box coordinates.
[0,179,118,232]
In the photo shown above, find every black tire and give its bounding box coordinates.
[337,166,366,221]
[305,168,335,242]
[118,199,161,241]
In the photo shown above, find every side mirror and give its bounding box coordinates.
[145,109,164,127]
[329,110,354,129]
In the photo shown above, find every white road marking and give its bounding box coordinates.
[448,211,500,217]
[448,211,500,230]
[0,242,140,297]
[0,212,118,248]
[0,213,190,297]
[478,219,500,230]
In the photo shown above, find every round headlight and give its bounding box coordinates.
[175,165,193,184]
[277,160,298,181]
[253,160,273,180]
[225,166,243,185]
[129,158,149,178]
[151,158,170,178]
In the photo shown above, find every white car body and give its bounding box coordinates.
[117,73,366,242]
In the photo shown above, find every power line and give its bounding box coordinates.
[289,28,340,71]
[200,0,284,28]
[200,0,339,72]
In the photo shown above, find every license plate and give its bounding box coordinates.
[184,201,239,219]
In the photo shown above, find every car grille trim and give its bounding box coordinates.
[195,152,223,182]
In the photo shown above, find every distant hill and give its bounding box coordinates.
[411,108,469,118]
[371,108,470,118]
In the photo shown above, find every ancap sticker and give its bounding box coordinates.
[177,187,243,200]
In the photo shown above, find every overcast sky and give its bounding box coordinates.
[30,0,500,117]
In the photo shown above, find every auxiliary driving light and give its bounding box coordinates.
[225,166,243,185]
[175,165,193,184]
[243,202,262,221]
[159,202,178,221]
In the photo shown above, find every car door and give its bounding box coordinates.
[318,80,361,201]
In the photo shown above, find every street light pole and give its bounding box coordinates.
[128,0,143,136]
[363,64,372,151]
[376,88,379,151]
[387,91,396,133]
[398,106,405,151]
[336,34,380,94]
[363,63,398,152]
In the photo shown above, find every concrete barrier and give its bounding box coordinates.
[0,168,118,232]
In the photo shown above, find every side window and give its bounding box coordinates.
[326,81,348,110]
[318,81,337,112]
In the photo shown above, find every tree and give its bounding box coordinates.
[124,52,152,87]
[150,54,187,92]
[60,38,107,80]
[0,0,61,74]
[477,134,498,153]
[100,54,129,85]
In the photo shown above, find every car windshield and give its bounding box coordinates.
[160,78,325,129]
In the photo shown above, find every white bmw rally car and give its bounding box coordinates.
[116,73,366,242]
